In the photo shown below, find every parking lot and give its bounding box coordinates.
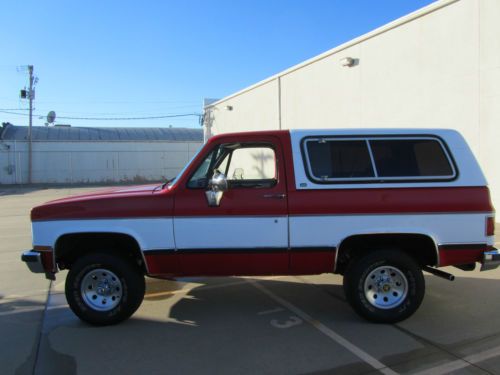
[2,186,500,375]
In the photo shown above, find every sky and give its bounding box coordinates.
[0,0,436,129]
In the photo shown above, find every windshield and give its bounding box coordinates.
[165,146,204,188]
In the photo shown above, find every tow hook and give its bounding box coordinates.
[422,266,455,281]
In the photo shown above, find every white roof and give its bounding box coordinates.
[289,128,461,137]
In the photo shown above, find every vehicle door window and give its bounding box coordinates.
[187,144,277,189]
[219,145,277,188]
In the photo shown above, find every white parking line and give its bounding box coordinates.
[412,345,500,375]
[257,307,285,315]
[249,279,398,375]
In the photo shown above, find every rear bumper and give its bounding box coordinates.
[481,248,500,271]
[21,250,45,273]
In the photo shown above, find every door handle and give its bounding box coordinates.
[263,193,286,199]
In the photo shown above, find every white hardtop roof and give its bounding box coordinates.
[289,128,461,138]
[288,127,487,189]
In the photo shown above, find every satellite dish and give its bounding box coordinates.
[47,111,56,124]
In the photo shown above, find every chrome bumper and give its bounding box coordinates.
[481,248,500,271]
[21,250,45,273]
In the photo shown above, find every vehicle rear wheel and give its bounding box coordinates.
[65,252,145,326]
[343,250,425,323]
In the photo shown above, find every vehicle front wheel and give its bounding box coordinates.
[343,250,425,323]
[65,253,145,326]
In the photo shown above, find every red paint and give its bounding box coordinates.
[486,217,495,236]
[145,252,289,276]
[173,185,287,216]
[178,252,289,276]
[144,253,180,276]
[32,184,491,221]
[40,251,56,273]
[144,250,337,277]
[438,247,486,267]
[288,187,493,215]
[31,185,174,221]
[289,251,335,275]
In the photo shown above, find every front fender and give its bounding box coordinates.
[32,217,174,251]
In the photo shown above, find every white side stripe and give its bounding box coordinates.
[174,216,288,249]
[290,213,490,248]
[32,218,175,251]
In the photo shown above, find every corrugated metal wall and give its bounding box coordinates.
[0,140,202,184]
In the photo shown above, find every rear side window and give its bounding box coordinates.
[303,136,456,183]
[370,139,453,177]
[306,140,374,180]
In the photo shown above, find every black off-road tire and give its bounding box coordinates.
[65,252,145,326]
[343,250,425,323]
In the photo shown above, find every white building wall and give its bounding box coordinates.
[479,0,500,215]
[206,0,500,209]
[0,141,202,184]
[209,79,280,135]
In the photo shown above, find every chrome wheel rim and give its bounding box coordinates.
[364,266,408,309]
[81,268,122,311]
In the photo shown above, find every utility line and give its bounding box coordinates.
[56,113,201,121]
[0,109,201,121]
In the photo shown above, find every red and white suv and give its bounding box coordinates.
[22,128,498,325]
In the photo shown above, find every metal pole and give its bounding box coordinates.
[203,110,211,143]
[28,65,33,184]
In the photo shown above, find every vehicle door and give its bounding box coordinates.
[173,136,289,276]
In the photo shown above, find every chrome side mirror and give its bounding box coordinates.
[205,171,228,207]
